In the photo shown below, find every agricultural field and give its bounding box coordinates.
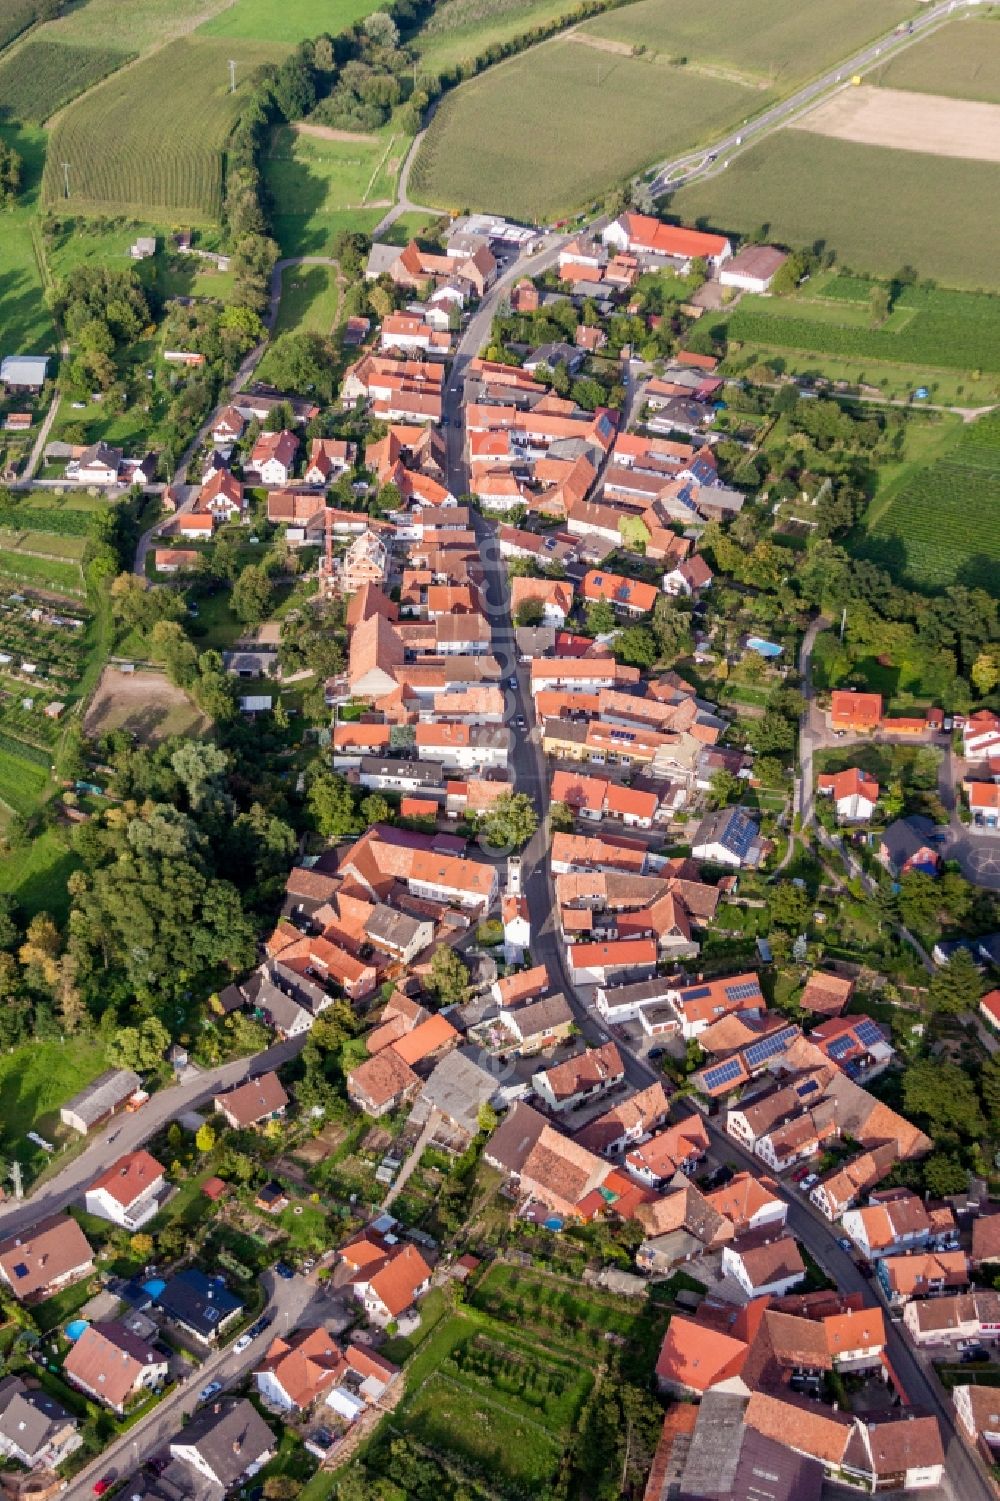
[21,0,233,54]
[413,0,590,74]
[868,16,1000,104]
[264,123,403,255]
[411,41,757,219]
[720,276,1000,376]
[583,0,917,87]
[0,40,132,123]
[43,37,290,223]
[0,123,59,355]
[0,0,45,53]
[859,412,1000,593]
[668,130,1000,290]
[199,0,379,42]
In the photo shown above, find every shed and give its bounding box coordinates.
[1,356,50,390]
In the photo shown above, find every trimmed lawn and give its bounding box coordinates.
[264,124,406,258]
[35,1276,99,1335]
[199,0,379,42]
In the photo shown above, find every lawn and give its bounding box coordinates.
[199,0,380,41]
[0,829,80,919]
[271,262,342,338]
[868,16,1000,104]
[44,37,290,223]
[0,1035,108,1156]
[0,548,84,596]
[264,123,405,257]
[668,130,1000,291]
[584,0,917,88]
[857,411,1000,593]
[411,40,758,220]
[44,218,234,301]
[0,123,59,354]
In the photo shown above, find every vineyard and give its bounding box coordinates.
[863,414,1000,593]
[725,282,1000,374]
[0,40,131,123]
[43,36,288,222]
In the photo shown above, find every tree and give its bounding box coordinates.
[922,1153,967,1198]
[927,949,982,1016]
[515,598,544,627]
[897,872,940,934]
[360,794,392,826]
[971,650,1000,698]
[708,771,740,809]
[130,1233,154,1260]
[477,1102,497,1134]
[195,1123,216,1153]
[902,1058,985,1139]
[549,801,575,833]
[0,139,22,206]
[480,792,538,850]
[748,711,796,755]
[586,599,616,636]
[171,741,229,813]
[614,626,658,669]
[363,10,399,46]
[232,563,273,626]
[19,913,61,989]
[307,769,358,837]
[768,882,811,932]
[427,945,470,1007]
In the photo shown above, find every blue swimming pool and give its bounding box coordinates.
[746,636,783,658]
[143,1278,166,1299]
[65,1320,89,1341]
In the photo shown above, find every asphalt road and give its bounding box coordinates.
[0,1037,306,1239]
[648,0,968,198]
[61,1270,320,1501]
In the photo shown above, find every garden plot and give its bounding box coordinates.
[796,85,1000,164]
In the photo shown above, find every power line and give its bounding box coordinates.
[61,161,70,198]
[228,58,237,94]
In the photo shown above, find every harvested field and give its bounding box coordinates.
[85,666,210,744]
[293,123,379,143]
[797,85,1000,164]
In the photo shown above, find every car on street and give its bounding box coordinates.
[199,1381,223,1402]
[514,716,526,730]
[648,1047,665,1060]
[94,1480,113,1496]
[233,1334,253,1354]
[837,1237,852,1252]
[792,1165,808,1182]
[800,1173,819,1191]
[507,677,517,689]
[275,1261,295,1280]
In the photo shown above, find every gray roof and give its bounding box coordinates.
[361,757,444,785]
[0,1375,74,1456]
[879,815,939,871]
[677,1395,823,1501]
[255,980,310,1033]
[484,1100,548,1174]
[693,806,760,860]
[1,355,50,385]
[366,243,402,279]
[172,1399,275,1489]
[598,975,675,1008]
[266,961,330,1014]
[62,1068,142,1126]
[524,341,580,371]
[365,904,428,950]
[508,992,573,1040]
[421,1047,499,1135]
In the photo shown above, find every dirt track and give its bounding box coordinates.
[294,122,379,144]
[795,84,1000,162]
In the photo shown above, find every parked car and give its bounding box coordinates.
[791,1165,808,1183]
[801,1173,819,1191]
[199,1381,223,1403]
[233,1334,253,1354]
[94,1480,113,1496]
[275,1261,295,1280]
[837,1237,852,1252]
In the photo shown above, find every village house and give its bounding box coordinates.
[625,1115,710,1186]
[170,1399,276,1491]
[691,806,765,867]
[721,1230,806,1300]
[817,767,879,822]
[212,405,246,445]
[339,1234,432,1324]
[84,1150,168,1230]
[213,1071,289,1130]
[903,1289,1000,1349]
[0,1214,94,1303]
[576,1080,671,1156]
[155,1268,243,1344]
[532,1041,625,1113]
[0,1376,80,1470]
[63,1321,168,1414]
[347,1049,422,1117]
[497,992,575,1056]
[829,689,882,735]
[877,1249,970,1307]
[719,245,789,293]
[304,438,355,485]
[60,1068,142,1134]
[250,429,299,486]
[255,1327,397,1418]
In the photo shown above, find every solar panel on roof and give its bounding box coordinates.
[827,1036,855,1061]
[796,1079,819,1097]
[854,1020,883,1047]
[702,1059,742,1089]
[683,985,711,1001]
[743,1029,795,1067]
[724,981,761,1002]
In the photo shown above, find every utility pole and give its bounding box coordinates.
[840,605,847,642]
[10,1161,22,1201]
[228,58,237,94]
[61,162,70,199]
